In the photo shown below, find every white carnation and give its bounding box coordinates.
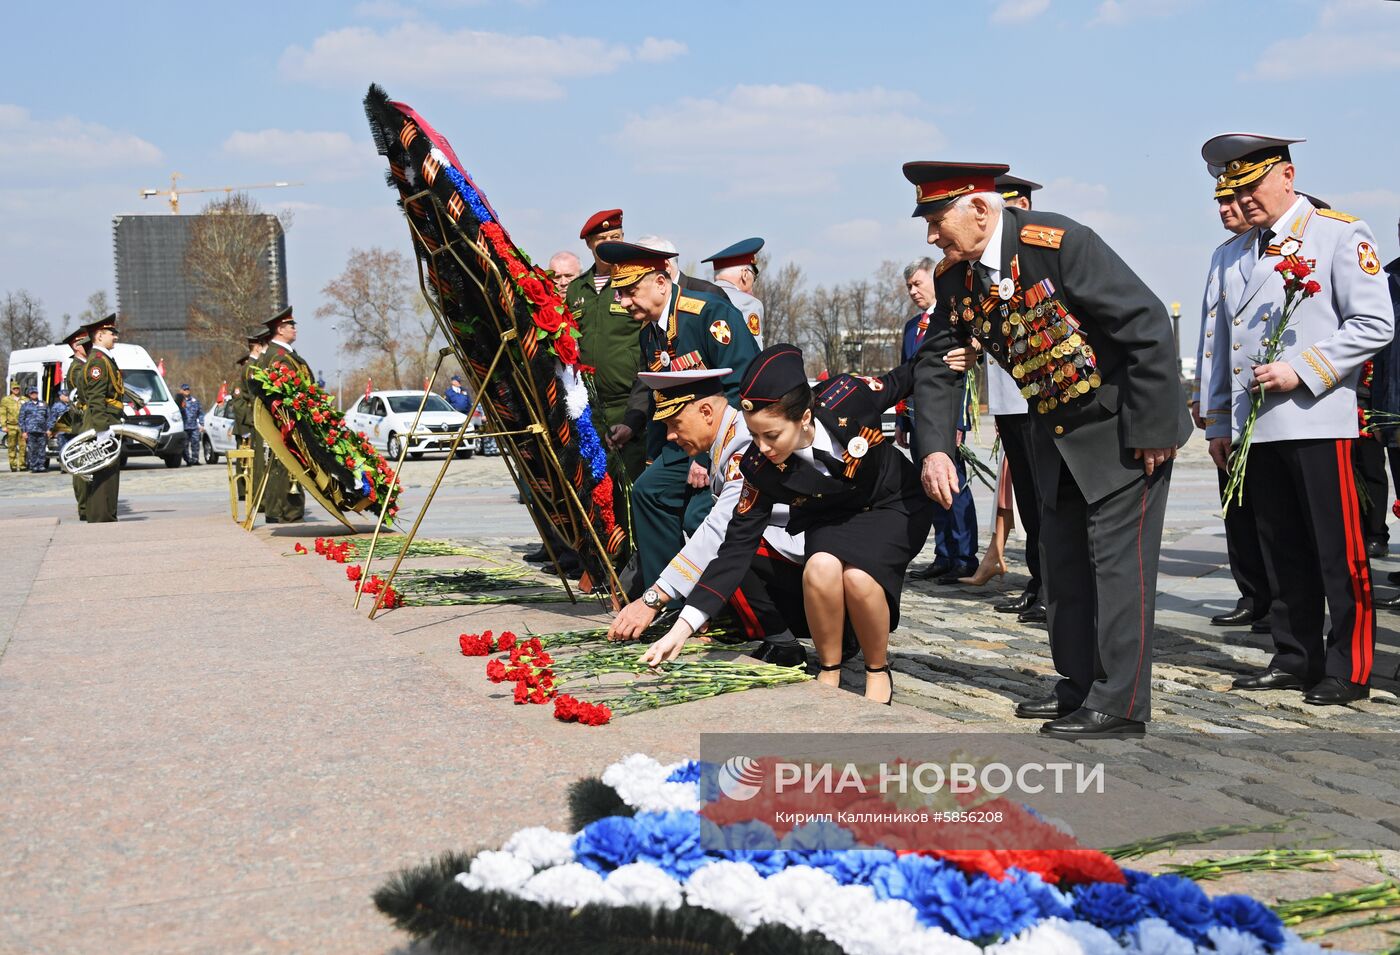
[600,752,701,813]
[453,850,535,893]
[502,826,575,870]
[556,365,590,418]
[518,862,623,908]
[683,860,773,932]
[985,918,1089,955]
[605,862,684,911]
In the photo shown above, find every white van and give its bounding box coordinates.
[5,342,187,468]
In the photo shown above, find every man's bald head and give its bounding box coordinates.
[548,251,583,293]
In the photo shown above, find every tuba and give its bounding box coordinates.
[60,424,163,479]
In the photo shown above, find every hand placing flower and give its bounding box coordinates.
[639,620,695,667]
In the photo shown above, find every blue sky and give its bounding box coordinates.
[2,0,1398,380]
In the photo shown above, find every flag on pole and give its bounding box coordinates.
[364,377,373,400]
[423,376,430,391]
[216,381,228,403]
[157,358,166,377]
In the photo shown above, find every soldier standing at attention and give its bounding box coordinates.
[79,315,125,522]
[1202,134,1392,705]
[231,327,269,504]
[2,381,23,472]
[19,387,48,472]
[703,237,766,347]
[178,384,203,466]
[911,162,1191,738]
[60,326,91,518]
[253,307,312,523]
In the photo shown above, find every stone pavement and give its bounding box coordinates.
[0,444,1397,952]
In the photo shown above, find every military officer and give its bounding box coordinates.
[608,367,809,667]
[1201,134,1392,705]
[635,235,726,298]
[253,307,312,523]
[1193,167,1273,633]
[59,325,91,518]
[19,387,48,472]
[565,209,647,486]
[2,381,23,471]
[598,241,762,587]
[79,314,126,522]
[232,326,270,504]
[702,237,766,346]
[910,161,1191,738]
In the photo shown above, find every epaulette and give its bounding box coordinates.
[1315,208,1358,223]
[934,258,955,278]
[1021,225,1066,249]
[677,295,705,314]
[739,443,768,475]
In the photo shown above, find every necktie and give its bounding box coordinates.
[812,446,847,478]
[1257,229,1274,259]
[972,261,993,299]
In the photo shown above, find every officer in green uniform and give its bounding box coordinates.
[78,314,125,523]
[596,240,762,586]
[565,209,647,483]
[232,326,270,503]
[60,325,91,519]
[252,307,311,523]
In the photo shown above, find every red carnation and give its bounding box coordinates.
[486,659,507,683]
[1291,260,1311,279]
[512,682,530,704]
[293,543,307,554]
[1304,279,1321,296]
[346,565,362,582]
[554,695,579,721]
[497,631,517,651]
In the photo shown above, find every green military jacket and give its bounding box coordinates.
[566,266,640,412]
[0,393,21,430]
[231,358,254,437]
[80,348,123,431]
[255,341,314,381]
[61,358,86,432]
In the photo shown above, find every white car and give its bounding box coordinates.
[201,399,238,463]
[344,390,477,460]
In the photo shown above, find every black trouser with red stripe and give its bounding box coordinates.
[1217,467,1272,619]
[1246,438,1375,685]
[726,542,806,643]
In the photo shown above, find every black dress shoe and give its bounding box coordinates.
[1303,676,1369,705]
[1210,606,1254,627]
[522,546,549,563]
[1366,540,1389,560]
[1374,592,1400,611]
[1230,667,1307,691]
[1040,708,1146,739]
[1389,570,1400,586]
[936,561,979,585]
[751,641,807,668]
[1250,618,1271,633]
[1018,604,1047,625]
[909,559,952,581]
[1015,694,1076,719]
[994,587,1039,614]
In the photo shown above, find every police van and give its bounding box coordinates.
[5,343,187,468]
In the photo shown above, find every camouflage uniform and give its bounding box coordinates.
[180,393,203,464]
[19,395,49,472]
[1,386,22,471]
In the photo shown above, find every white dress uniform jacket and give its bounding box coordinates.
[1193,234,1236,418]
[1204,196,1393,444]
[714,280,765,348]
[656,404,802,630]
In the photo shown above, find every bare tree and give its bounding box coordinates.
[78,289,111,325]
[317,247,444,390]
[803,285,846,377]
[1,290,52,374]
[869,260,911,370]
[754,253,808,349]
[185,194,285,346]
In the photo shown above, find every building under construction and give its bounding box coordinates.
[112,214,288,363]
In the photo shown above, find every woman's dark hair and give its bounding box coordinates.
[767,382,813,423]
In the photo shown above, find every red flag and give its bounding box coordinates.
[364,377,373,400]
[216,381,228,403]
[53,364,62,387]
[423,376,430,391]
[157,358,166,377]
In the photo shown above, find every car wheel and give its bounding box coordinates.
[409,451,425,461]
[203,436,220,465]
[387,433,402,460]
[455,446,474,459]
[163,454,182,469]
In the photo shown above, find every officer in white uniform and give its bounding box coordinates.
[1202,133,1393,705]
[703,238,766,347]
[607,367,810,666]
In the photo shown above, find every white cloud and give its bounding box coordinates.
[280,24,685,100]
[991,0,1050,25]
[1042,177,1131,235]
[0,105,161,168]
[1090,0,1196,26]
[621,84,943,197]
[819,218,888,248]
[1245,0,1400,80]
[223,128,361,165]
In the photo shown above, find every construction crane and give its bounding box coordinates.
[139,172,303,214]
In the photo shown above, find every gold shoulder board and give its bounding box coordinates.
[1315,208,1359,223]
[1021,225,1066,249]
[934,258,954,277]
[677,296,706,314]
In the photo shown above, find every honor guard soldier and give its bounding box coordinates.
[253,307,312,523]
[233,326,270,504]
[702,238,766,347]
[1201,133,1392,705]
[1194,165,1273,633]
[608,367,809,667]
[910,161,1190,738]
[59,325,91,518]
[597,241,762,588]
[78,314,126,522]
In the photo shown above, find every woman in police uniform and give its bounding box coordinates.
[640,344,933,704]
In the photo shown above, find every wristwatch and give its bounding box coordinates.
[642,588,664,609]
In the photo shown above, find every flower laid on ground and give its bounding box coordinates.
[1221,259,1323,512]
[293,542,307,554]
[353,574,403,609]
[374,754,1325,955]
[249,363,402,520]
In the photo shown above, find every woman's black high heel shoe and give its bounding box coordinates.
[864,664,894,706]
[816,661,843,687]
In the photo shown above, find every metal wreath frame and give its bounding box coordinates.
[359,185,625,618]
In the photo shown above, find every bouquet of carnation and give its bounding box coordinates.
[1222,259,1322,512]
[249,362,403,523]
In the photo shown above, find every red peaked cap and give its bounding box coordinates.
[580,208,623,239]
